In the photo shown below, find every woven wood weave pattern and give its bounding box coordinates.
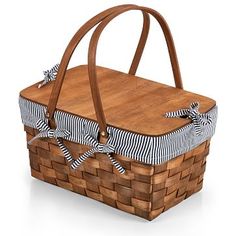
[25,125,210,220]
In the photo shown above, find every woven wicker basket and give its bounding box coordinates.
[19,5,217,220]
[26,124,210,220]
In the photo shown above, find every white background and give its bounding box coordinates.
[0,0,235,235]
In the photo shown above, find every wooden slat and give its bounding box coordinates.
[117,201,135,214]
[131,198,151,211]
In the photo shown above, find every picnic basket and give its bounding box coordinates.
[19,5,217,220]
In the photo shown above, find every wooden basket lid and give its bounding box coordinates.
[20,65,216,136]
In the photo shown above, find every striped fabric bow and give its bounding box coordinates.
[28,120,125,174]
[28,119,73,163]
[165,102,212,136]
[38,63,60,88]
[71,134,125,174]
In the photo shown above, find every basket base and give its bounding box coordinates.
[25,125,210,221]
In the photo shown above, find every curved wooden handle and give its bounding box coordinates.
[87,5,183,136]
[47,4,150,121]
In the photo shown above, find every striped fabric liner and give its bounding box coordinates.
[19,96,217,165]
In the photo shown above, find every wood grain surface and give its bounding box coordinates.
[20,65,216,136]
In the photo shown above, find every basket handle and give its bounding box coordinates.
[46,4,150,121]
[88,5,183,137]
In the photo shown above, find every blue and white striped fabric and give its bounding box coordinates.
[27,118,125,173]
[38,64,60,88]
[165,102,213,136]
[71,134,125,174]
[19,96,217,165]
[28,119,74,163]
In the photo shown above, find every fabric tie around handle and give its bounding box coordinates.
[165,102,212,136]
[28,119,74,163]
[28,120,125,174]
[71,134,125,174]
[38,64,60,88]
